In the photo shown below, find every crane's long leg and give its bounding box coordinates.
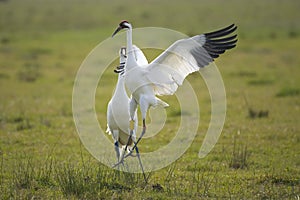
[125,119,146,158]
[111,130,124,169]
[112,130,120,162]
[114,141,120,161]
[113,98,137,168]
[126,97,148,157]
[113,119,144,168]
[135,145,147,183]
[112,128,134,168]
[113,141,126,169]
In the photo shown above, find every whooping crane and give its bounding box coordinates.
[112,20,238,164]
[106,46,149,181]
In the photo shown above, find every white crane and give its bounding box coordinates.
[106,46,148,181]
[112,20,238,164]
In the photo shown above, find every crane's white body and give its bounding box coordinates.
[106,73,135,145]
[106,45,148,161]
[123,25,169,121]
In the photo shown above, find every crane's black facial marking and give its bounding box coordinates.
[114,63,125,74]
[114,47,127,74]
[112,20,130,37]
[119,20,129,29]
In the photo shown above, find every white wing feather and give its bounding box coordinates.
[132,45,148,66]
[145,24,237,96]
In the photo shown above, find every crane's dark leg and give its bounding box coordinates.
[129,96,148,153]
[121,120,134,159]
[125,119,146,158]
[113,98,137,168]
[114,141,120,162]
[135,145,147,184]
[111,130,123,168]
[113,141,126,169]
[112,126,134,168]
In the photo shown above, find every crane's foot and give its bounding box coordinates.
[115,126,134,168]
[112,158,125,168]
[126,147,137,157]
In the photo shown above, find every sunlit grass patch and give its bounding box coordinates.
[230,70,257,77]
[229,135,249,169]
[276,87,300,97]
[248,78,274,86]
[258,173,300,187]
[17,62,41,82]
[0,73,9,79]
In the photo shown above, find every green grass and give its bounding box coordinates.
[0,0,300,199]
[276,87,300,97]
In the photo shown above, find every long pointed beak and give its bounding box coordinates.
[112,26,122,37]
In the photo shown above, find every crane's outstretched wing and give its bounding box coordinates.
[133,45,149,66]
[146,24,237,96]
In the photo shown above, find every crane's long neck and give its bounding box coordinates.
[114,74,125,94]
[126,27,133,55]
[125,25,137,71]
[111,74,127,101]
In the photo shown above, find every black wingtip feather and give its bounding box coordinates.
[206,26,237,39]
[204,24,236,38]
[189,24,237,68]
[202,24,238,60]
[207,35,237,43]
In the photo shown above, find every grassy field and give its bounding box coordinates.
[0,0,300,199]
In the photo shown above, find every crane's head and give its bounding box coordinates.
[112,20,131,37]
[114,47,126,74]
